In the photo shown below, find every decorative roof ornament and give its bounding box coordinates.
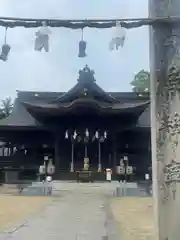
[77,65,96,83]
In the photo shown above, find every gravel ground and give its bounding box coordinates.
[111,197,155,240]
[0,195,53,232]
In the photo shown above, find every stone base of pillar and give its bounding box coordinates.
[98,163,102,172]
[70,162,74,172]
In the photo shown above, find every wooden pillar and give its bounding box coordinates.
[112,135,117,173]
[149,0,180,239]
[54,135,61,177]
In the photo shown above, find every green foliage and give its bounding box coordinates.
[0,97,13,119]
[131,70,150,92]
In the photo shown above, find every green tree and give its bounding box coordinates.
[131,70,150,92]
[0,110,5,120]
[1,97,13,118]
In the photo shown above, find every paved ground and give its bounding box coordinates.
[0,182,119,240]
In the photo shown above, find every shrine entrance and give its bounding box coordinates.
[73,137,111,171]
[64,128,109,173]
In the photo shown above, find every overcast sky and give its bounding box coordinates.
[0,0,149,99]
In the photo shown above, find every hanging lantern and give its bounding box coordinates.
[65,130,68,139]
[0,27,11,61]
[78,28,87,58]
[85,128,89,137]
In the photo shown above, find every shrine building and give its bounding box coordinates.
[0,65,151,182]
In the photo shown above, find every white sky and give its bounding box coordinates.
[0,0,149,99]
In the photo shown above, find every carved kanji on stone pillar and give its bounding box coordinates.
[150,0,180,239]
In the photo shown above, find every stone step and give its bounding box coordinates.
[21,185,52,196]
[115,186,152,197]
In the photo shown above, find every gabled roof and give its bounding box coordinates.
[0,99,42,128]
[51,65,116,103]
[0,65,150,128]
[0,96,150,128]
[16,90,149,102]
[22,99,149,113]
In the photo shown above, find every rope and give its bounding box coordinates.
[0,16,177,29]
[81,28,84,40]
[4,27,8,44]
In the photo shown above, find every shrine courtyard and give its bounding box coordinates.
[0,182,154,240]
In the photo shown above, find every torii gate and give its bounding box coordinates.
[149,0,180,239]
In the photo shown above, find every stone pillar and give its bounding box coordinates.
[149,0,180,239]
